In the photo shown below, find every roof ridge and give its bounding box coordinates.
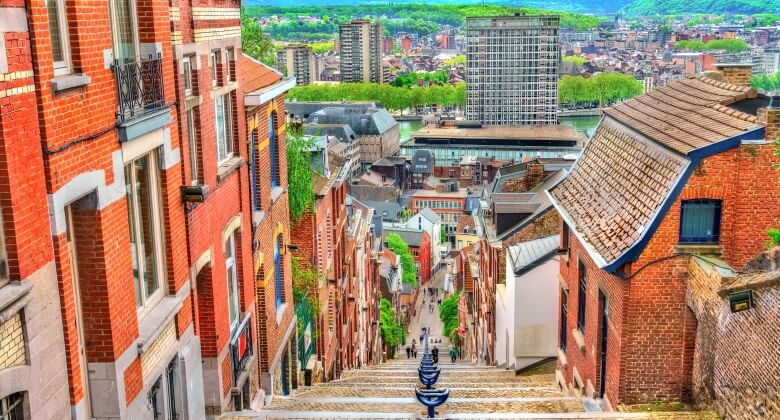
[692,74,755,95]
[709,103,759,123]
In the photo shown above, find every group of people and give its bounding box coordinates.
[405,342,458,363]
[406,340,418,358]
[423,288,443,313]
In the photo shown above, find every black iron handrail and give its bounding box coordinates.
[230,315,253,384]
[111,53,165,122]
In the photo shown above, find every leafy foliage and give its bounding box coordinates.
[380,298,405,357]
[309,41,334,54]
[287,82,466,111]
[675,39,748,53]
[386,233,418,285]
[443,55,466,67]
[752,72,780,94]
[392,70,449,88]
[622,0,780,17]
[286,127,315,223]
[558,73,643,107]
[241,15,277,66]
[439,290,461,337]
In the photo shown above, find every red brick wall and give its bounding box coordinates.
[123,357,143,406]
[558,142,780,406]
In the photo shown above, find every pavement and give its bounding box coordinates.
[221,272,718,420]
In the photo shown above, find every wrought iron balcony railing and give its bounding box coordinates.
[230,316,253,385]
[111,54,165,122]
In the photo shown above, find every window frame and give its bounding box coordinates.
[560,288,568,351]
[269,111,279,188]
[215,93,234,165]
[0,392,24,419]
[210,50,220,87]
[225,232,240,333]
[577,259,587,332]
[108,0,140,61]
[186,108,199,185]
[183,55,194,96]
[226,48,235,82]
[679,199,722,244]
[274,234,285,310]
[126,150,166,314]
[47,0,72,75]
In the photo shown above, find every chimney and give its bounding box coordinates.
[758,95,780,142]
[714,63,752,87]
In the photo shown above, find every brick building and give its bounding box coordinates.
[239,55,297,403]
[548,68,780,409]
[384,228,432,285]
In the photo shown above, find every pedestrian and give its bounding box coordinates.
[412,343,417,358]
[406,346,411,359]
[438,298,441,306]
[432,346,439,364]
[449,347,457,363]
[419,332,424,343]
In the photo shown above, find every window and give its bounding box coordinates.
[274,235,284,309]
[680,200,721,244]
[210,50,220,86]
[149,376,163,419]
[108,0,139,61]
[226,48,235,82]
[183,55,194,95]
[46,0,70,75]
[215,94,233,164]
[225,232,240,332]
[126,152,165,311]
[250,130,260,210]
[186,108,199,184]
[165,358,181,420]
[560,288,568,351]
[0,393,24,420]
[269,112,279,188]
[577,259,586,331]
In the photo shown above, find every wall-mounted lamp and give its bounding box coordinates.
[181,185,207,203]
[728,290,753,313]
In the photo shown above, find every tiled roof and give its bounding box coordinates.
[384,227,425,247]
[604,75,759,154]
[549,75,765,271]
[239,54,282,92]
[507,236,560,274]
[549,119,687,266]
[456,214,476,234]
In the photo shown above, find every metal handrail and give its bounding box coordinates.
[111,53,165,122]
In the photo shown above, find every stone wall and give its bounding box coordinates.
[687,255,780,419]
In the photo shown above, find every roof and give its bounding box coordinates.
[239,53,282,93]
[507,236,560,274]
[304,124,357,142]
[417,208,441,224]
[384,227,426,247]
[412,124,585,142]
[286,101,383,120]
[411,149,434,174]
[363,200,402,221]
[308,107,398,136]
[349,185,398,203]
[456,214,476,234]
[548,75,766,273]
[412,189,468,199]
[604,75,760,155]
[372,156,407,167]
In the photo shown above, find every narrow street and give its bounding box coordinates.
[245,277,716,419]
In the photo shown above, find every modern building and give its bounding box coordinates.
[465,15,560,125]
[549,67,779,408]
[276,44,317,85]
[402,122,584,167]
[339,20,384,83]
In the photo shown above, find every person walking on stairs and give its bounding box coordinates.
[449,347,457,363]
[406,345,411,359]
[432,346,439,364]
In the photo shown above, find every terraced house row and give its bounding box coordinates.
[0,0,385,417]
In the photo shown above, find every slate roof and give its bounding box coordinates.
[604,75,760,154]
[411,149,434,174]
[507,236,560,274]
[384,227,425,247]
[304,124,357,142]
[349,185,398,203]
[307,107,398,136]
[363,200,402,221]
[417,208,441,224]
[548,75,765,271]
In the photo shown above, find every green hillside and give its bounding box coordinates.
[622,0,779,17]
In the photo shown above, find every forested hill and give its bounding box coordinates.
[244,0,633,14]
[621,0,779,17]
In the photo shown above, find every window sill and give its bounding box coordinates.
[51,73,91,93]
[210,81,239,99]
[0,282,32,323]
[674,244,723,256]
[217,156,244,182]
[572,328,586,352]
[271,186,285,204]
[275,303,287,326]
[136,285,189,354]
[185,95,201,110]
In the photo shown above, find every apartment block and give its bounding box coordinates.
[276,44,316,85]
[339,20,384,83]
[465,14,560,125]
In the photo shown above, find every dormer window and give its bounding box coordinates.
[679,200,721,244]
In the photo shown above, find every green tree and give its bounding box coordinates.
[380,298,405,357]
[562,55,587,66]
[439,290,461,337]
[286,128,315,222]
[241,15,276,66]
[385,233,418,285]
[752,72,780,93]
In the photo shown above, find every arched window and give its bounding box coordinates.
[274,234,284,309]
[269,112,279,189]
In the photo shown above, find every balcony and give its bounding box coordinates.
[111,54,171,142]
[230,316,253,385]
